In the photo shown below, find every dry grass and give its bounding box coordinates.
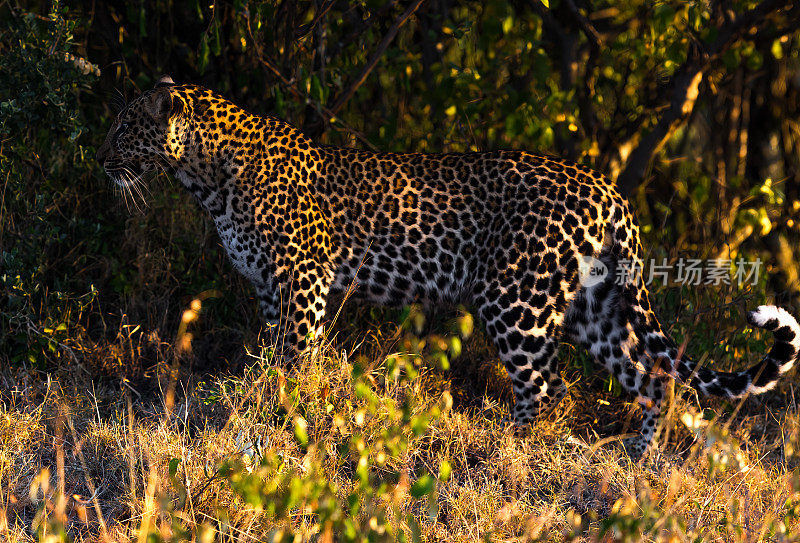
[0,276,800,541]
[2,293,800,543]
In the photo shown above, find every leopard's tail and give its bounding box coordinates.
[607,198,800,398]
[670,305,800,398]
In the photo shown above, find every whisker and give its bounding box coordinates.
[117,177,132,213]
[129,169,152,208]
[110,88,128,113]
[138,171,154,199]
[134,175,151,212]
[131,180,147,212]
[129,187,144,215]
[154,163,167,181]
[106,162,156,215]
[118,171,138,214]
[122,171,145,214]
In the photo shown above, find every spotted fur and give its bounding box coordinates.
[97,78,800,456]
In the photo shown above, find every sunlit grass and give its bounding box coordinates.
[2,293,800,542]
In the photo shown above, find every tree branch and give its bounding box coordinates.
[616,0,799,195]
[243,10,379,150]
[564,0,603,50]
[294,0,336,39]
[616,67,704,194]
[327,0,426,116]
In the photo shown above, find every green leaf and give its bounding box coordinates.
[502,16,513,35]
[139,4,147,38]
[771,39,784,60]
[168,457,181,476]
[439,460,452,482]
[294,416,309,447]
[192,0,203,20]
[310,74,325,103]
[274,86,285,116]
[410,474,436,497]
[211,24,222,56]
[199,39,210,73]
[347,492,360,516]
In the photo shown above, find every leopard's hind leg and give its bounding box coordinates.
[563,256,667,457]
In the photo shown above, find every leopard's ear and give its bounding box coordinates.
[145,87,184,121]
[155,75,175,88]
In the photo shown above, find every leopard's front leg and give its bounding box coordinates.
[256,259,331,363]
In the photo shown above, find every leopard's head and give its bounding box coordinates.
[97,76,189,198]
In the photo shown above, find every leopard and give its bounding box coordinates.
[96,76,800,457]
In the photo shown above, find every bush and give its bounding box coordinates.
[0,3,101,368]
